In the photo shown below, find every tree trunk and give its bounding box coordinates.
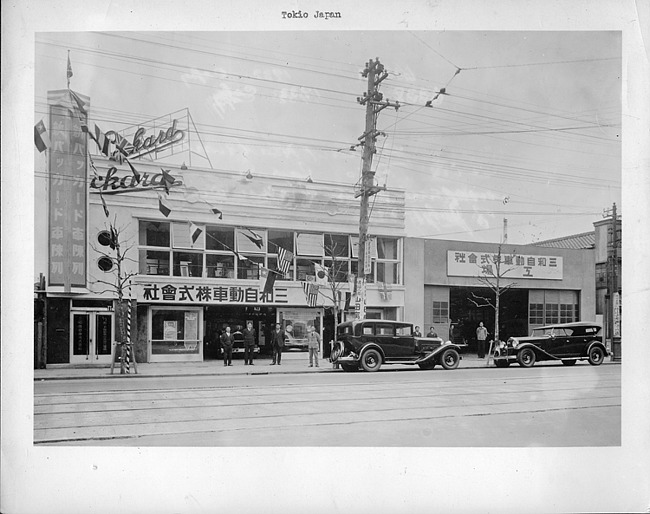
[115,300,129,373]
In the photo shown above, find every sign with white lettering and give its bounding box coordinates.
[48,91,88,289]
[447,250,563,280]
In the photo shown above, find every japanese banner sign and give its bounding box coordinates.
[48,91,88,289]
[138,282,291,305]
[447,250,563,280]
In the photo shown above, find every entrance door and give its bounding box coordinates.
[71,311,114,364]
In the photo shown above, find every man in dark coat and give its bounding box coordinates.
[271,323,286,365]
[220,326,234,366]
[242,321,256,365]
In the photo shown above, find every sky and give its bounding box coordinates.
[33,30,622,252]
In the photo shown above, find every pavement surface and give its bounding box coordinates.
[33,350,619,380]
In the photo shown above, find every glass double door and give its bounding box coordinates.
[70,311,114,364]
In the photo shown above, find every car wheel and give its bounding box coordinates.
[340,363,359,372]
[588,346,605,366]
[495,360,510,368]
[517,348,536,368]
[562,359,576,366]
[360,349,382,372]
[418,361,436,370]
[440,349,460,370]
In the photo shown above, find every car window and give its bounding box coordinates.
[376,324,394,336]
[395,325,412,336]
[362,325,373,335]
[554,328,568,337]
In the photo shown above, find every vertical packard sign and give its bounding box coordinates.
[48,90,89,289]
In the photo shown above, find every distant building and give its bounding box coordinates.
[534,215,622,358]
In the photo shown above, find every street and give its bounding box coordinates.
[34,362,620,447]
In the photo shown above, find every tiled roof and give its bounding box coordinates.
[532,231,595,250]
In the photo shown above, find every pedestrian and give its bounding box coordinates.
[426,326,438,338]
[307,325,321,367]
[242,321,256,365]
[270,323,285,365]
[220,325,234,366]
[414,326,422,337]
[476,321,488,359]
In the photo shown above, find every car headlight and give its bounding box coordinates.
[508,337,519,349]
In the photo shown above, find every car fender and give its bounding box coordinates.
[416,342,462,364]
[357,342,385,360]
[586,340,608,357]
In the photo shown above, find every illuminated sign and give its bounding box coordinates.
[447,250,563,280]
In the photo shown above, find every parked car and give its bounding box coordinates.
[492,322,607,368]
[331,319,462,372]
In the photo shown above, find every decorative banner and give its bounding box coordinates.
[48,90,89,289]
[447,250,563,280]
[355,277,366,319]
[613,292,621,337]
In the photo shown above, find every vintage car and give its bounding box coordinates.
[331,319,462,372]
[492,321,607,368]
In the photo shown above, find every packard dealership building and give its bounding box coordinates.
[34,89,597,366]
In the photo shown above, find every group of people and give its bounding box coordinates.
[219,321,258,366]
[218,322,322,368]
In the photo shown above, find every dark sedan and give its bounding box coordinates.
[493,322,607,368]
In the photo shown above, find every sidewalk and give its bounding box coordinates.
[33,351,619,381]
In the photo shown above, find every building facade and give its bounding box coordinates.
[403,238,597,350]
[37,94,407,365]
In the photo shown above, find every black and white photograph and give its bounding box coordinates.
[2,1,649,513]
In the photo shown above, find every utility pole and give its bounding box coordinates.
[355,58,399,319]
[604,202,620,360]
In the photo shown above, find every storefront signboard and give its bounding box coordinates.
[447,251,563,280]
[139,282,292,305]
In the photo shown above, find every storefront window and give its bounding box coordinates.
[206,226,235,251]
[296,258,317,281]
[268,257,292,281]
[139,221,170,247]
[268,230,294,254]
[151,308,200,355]
[173,251,203,277]
[529,303,544,325]
[545,304,559,324]
[140,249,171,275]
[278,308,322,349]
[325,258,349,282]
[325,234,349,257]
[377,262,399,284]
[206,254,235,278]
[432,301,449,323]
[237,255,264,280]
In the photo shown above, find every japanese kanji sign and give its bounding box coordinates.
[48,91,88,289]
[447,250,563,280]
[138,282,291,305]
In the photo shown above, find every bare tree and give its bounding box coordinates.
[90,217,138,372]
[468,244,518,343]
[318,239,351,355]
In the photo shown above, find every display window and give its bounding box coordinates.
[150,307,202,361]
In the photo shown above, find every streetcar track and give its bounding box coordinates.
[35,403,621,445]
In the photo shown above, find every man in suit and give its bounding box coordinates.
[242,321,256,365]
[271,323,286,365]
[220,326,234,366]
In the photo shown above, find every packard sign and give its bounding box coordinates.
[106,119,185,160]
[90,167,183,195]
[447,250,563,280]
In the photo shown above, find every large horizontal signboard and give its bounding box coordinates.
[447,250,563,280]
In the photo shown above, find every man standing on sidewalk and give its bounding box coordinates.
[476,321,488,359]
[271,323,285,365]
[242,321,256,365]
[307,325,321,368]
[221,326,234,366]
